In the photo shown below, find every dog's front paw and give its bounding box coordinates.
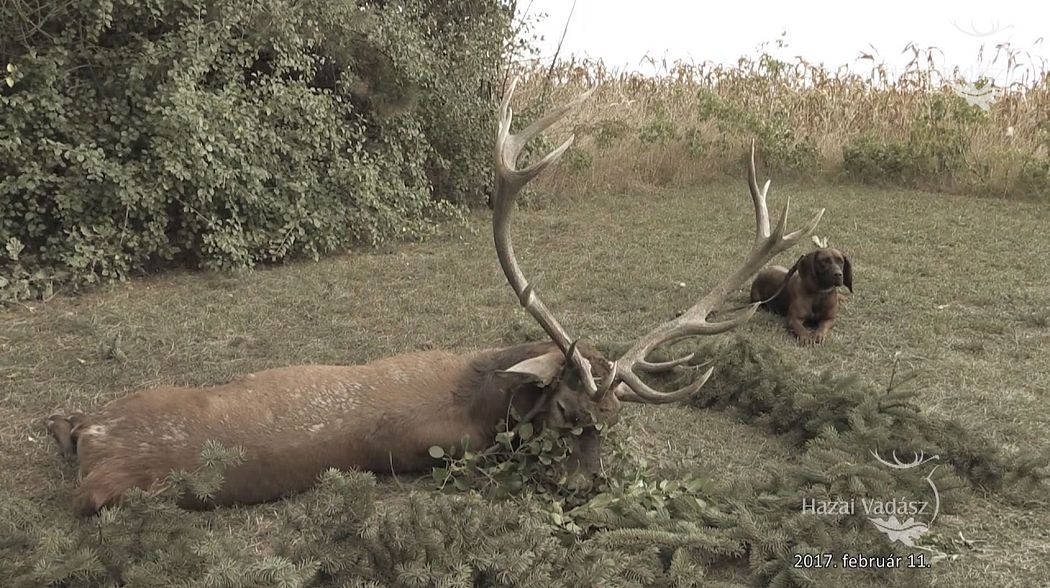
[796,332,825,346]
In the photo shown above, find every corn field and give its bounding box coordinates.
[512,46,1049,200]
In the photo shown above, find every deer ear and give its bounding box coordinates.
[497,351,566,387]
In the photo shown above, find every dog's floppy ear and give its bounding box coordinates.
[842,254,853,293]
[797,251,816,283]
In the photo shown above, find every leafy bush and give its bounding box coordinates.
[971,146,1050,200]
[694,89,819,174]
[0,0,513,302]
[638,117,680,145]
[843,135,920,184]
[431,419,587,499]
[591,119,632,148]
[844,95,988,188]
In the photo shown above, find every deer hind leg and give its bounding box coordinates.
[46,412,85,459]
[71,467,147,517]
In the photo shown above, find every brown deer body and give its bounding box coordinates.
[48,80,823,516]
[49,342,616,515]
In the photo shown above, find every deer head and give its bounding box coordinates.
[492,79,824,485]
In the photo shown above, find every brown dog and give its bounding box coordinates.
[749,248,852,345]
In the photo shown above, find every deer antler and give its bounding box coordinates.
[493,84,823,404]
[491,78,607,398]
[613,140,825,403]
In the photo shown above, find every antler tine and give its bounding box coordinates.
[499,78,595,172]
[614,365,715,404]
[492,78,603,398]
[614,140,825,403]
[748,139,772,244]
[634,354,697,372]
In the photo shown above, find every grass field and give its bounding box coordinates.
[2,179,1048,586]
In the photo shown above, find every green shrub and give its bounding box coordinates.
[695,89,819,174]
[971,147,1050,200]
[638,117,679,145]
[843,135,920,184]
[591,119,632,148]
[908,93,985,175]
[0,0,512,302]
[844,94,990,189]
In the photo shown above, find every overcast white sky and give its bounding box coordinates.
[521,1,1048,83]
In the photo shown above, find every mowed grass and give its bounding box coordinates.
[1,180,1048,586]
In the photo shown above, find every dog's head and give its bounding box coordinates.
[799,248,852,292]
